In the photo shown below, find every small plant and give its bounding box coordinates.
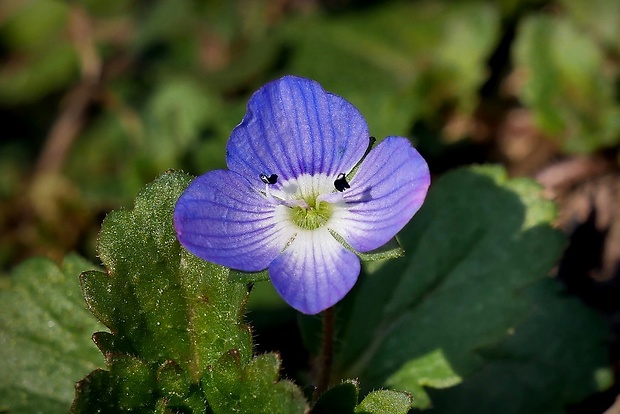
[0,74,611,413]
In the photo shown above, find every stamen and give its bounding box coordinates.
[268,186,309,208]
[334,173,350,192]
[328,136,376,194]
[283,198,310,208]
[317,191,344,204]
[345,136,376,182]
[261,174,310,209]
[264,183,278,204]
[260,174,278,184]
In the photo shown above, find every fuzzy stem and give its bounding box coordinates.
[312,306,335,403]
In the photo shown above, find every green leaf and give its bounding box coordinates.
[312,380,359,414]
[71,358,205,413]
[108,354,157,410]
[514,14,620,153]
[70,369,115,413]
[75,170,308,412]
[385,349,461,409]
[325,166,566,409]
[354,390,413,414]
[428,278,610,413]
[229,268,270,283]
[312,380,412,414]
[0,254,105,413]
[156,359,191,399]
[202,350,308,414]
[80,170,253,378]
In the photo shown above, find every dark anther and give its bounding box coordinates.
[260,174,278,185]
[334,173,350,192]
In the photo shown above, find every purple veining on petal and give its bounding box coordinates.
[226,76,369,184]
[174,169,292,271]
[329,136,431,253]
[174,76,430,314]
[269,228,361,314]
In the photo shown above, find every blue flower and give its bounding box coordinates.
[174,76,430,314]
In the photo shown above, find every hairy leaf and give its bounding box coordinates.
[80,171,253,378]
[202,351,307,414]
[312,380,412,414]
[0,255,105,413]
[355,390,413,414]
[312,380,359,414]
[74,170,307,412]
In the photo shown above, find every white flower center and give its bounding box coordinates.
[266,174,345,231]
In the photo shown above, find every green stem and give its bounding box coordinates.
[312,306,335,403]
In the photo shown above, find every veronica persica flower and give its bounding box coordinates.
[174,76,430,314]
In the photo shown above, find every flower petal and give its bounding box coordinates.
[269,228,361,314]
[226,75,369,186]
[330,136,430,252]
[174,170,291,271]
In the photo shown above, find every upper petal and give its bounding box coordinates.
[226,76,369,186]
[269,228,361,314]
[174,170,291,271]
[329,136,430,252]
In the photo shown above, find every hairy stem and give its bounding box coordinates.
[312,306,335,403]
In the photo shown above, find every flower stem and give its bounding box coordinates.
[312,306,335,403]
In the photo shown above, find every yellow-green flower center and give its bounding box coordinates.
[289,196,332,230]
